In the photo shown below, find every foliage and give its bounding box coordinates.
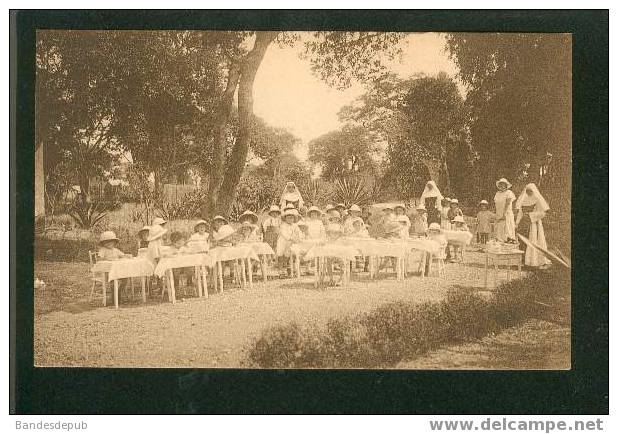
[67,199,112,229]
[234,169,279,213]
[246,267,570,368]
[308,124,378,181]
[445,33,572,206]
[332,178,372,207]
[340,72,469,199]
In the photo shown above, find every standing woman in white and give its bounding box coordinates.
[515,183,551,267]
[493,178,517,242]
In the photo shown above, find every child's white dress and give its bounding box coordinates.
[494,189,517,241]
[188,232,210,252]
[276,222,302,257]
[306,219,326,240]
[147,239,163,263]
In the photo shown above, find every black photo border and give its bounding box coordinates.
[10,9,609,414]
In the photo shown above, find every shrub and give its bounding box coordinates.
[67,199,112,229]
[333,178,372,207]
[35,236,92,262]
[245,267,570,368]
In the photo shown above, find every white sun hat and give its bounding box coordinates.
[137,225,150,235]
[394,203,406,210]
[329,210,341,221]
[349,204,361,213]
[212,215,228,224]
[452,215,466,224]
[240,210,259,224]
[282,209,300,220]
[147,225,167,241]
[214,224,235,241]
[479,200,489,205]
[99,230,119,244]
[428,223,442,232]
[308,205,322,215]
[450,198,459,204]
[268,205,280,214]
[193,219,208,231]
[416,203,426,211]
[152,217,167,226]
[495,178,512,189]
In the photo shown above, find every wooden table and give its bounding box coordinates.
[154,253,214,303]
[484,249,525,289]
[92,257,155,308]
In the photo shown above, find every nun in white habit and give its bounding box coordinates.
[515,183,551,267]
[419,180,444,226]
[279,181,304,210]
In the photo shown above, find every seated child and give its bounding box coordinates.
[382,205,395,223]
[98,231,128,260]
[151,217,169,244]
[211,216,235,247]
[168,231,190,254]
[395,214,411,239]
[276,209,303,276]
[348,217,370,238]
[427,223,448,259]
[414,204,428,236]
[306,206,326,240]
[239,211,262,242]
[394,203,409,223]
[137,226,150,250]
[476,200,496,244]
[188,219,210,252]
[449,215,469,261]
[344,204,364,234]
[326,211,344,241]
[262,205,281,251]
[167,231,195,290]
[237,221,261,243]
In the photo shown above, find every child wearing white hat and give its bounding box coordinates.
[137,226,150,250]
[306,206,326,240]
[476,200,496,244]
[276,209,303,277]
[146,224,168,263]
[98,231,128,261]
[188,220,210,252]
[413,204,428,236]
[238,211,262,242]
[211,216,235,247]
[449,215,469,261]
[440,197,452,230]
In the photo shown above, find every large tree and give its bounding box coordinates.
[445,33,572,204]
[308,124,378,181]
[203,31,406,217]
[339,72,469,199]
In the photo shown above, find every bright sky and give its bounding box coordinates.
[253,32,460,160]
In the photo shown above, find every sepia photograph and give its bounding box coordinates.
[31,28,573,371]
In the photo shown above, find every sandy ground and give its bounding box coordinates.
[35,250,505,368]
[397,319,571,370]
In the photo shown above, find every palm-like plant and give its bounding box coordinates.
[300,179,322,206]
[68,198,108,229]
[333,178,371,207]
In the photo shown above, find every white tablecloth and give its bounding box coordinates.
[93,258,155,281]
[154,253,215,278]
[442,230,473,245]
[406,238,441,255]
[239,242,275,256]
[303,242,360,261]
[210,245,259,263]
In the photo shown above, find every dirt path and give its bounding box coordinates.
[35,252,496,368]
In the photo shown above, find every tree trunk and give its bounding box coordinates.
[202,64,241,219]
[216,32,278,215]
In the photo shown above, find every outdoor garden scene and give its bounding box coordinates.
[34,31,571,369]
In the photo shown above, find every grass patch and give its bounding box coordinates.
[245,267,570,368]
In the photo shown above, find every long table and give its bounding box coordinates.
[92,257,155,308]
[154,253,215,303]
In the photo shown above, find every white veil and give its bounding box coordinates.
[279,181,304,209]
[515,183,549,212]
[420,180,444,207]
